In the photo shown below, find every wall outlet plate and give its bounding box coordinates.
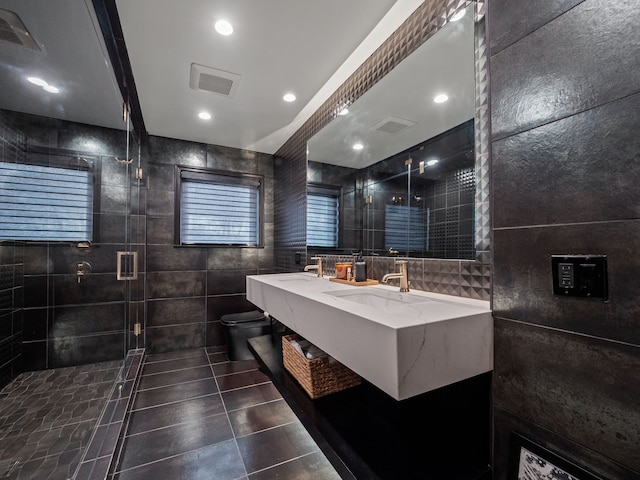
[551,255,608,300]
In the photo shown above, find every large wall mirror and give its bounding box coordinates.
[306,2,486,260]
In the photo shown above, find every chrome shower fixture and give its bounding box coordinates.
[75,261,92,284]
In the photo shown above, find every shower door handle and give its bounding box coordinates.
[117,251,138,280]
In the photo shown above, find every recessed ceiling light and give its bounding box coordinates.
[198,111,212,120]
[426,159,439,166]
[451,10,466,22]
[283,93,296,102]
[353,143,364,150]
[27,76,47,87]
[434,94,449,103]
[42,85,59,93]
[214,19,233,36]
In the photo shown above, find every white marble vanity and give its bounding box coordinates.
[247,272,492,400]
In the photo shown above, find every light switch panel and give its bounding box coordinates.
[551,255,608,300]
[558,263,574,288]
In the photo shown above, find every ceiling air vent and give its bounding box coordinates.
[189,63,241,97]
[0,9,42,52]
[369,115,417,135]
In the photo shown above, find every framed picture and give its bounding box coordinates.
[507,432,602,480]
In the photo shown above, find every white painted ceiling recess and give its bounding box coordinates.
[114,0,427,153]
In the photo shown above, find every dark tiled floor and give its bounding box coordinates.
[112,347,341,480]
[0,360,123,479]
[249,334,494,480]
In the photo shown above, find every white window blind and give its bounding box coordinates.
[385,204,426,253]
[0,161,93,241]
[307,191,339,248]
[179,170,261,246]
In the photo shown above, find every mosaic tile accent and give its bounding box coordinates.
[275,0,490,297]
[461,261,491,300]
[0,359,123,479]
[474,7,491,268]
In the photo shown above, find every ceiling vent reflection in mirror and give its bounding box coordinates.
[0,8,42,52]
[189,63,241,97]
[369,115,417,135]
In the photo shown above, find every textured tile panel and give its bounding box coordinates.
[493,407,640,480]
[493,221,640,345]
[487,0,584,55]
[493,93,640,228]
[494,318,640,471]
[490,0,640,140]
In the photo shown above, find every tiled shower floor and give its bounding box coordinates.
[0,360,123,479]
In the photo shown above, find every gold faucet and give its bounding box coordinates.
[304,256,323,277]
[381,260,409,292]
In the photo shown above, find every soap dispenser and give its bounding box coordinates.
[354,253,366,283]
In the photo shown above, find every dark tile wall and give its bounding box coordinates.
[143,136,275,353]
[318,255,489,301]
[1,110,140,371]
[1,111,276,366]
[0,119,25,390]
[488,0,640,478]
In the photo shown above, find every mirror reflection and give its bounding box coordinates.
[307,4,476,259]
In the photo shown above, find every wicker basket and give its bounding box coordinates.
[282,334,361,399]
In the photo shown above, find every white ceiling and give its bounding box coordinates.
[0,0,434,156]
[115,0,411,154]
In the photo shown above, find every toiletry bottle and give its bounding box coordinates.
[354,253,366,282]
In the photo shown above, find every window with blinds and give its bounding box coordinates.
[307,185,340,248]
[0,161,93,242]
[385,204,427,253]
[177,167,262,246]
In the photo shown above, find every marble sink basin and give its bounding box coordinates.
[247,272,492,400]
[275,275,315,282]
[324,288,431,317]
[325,288,431,307]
